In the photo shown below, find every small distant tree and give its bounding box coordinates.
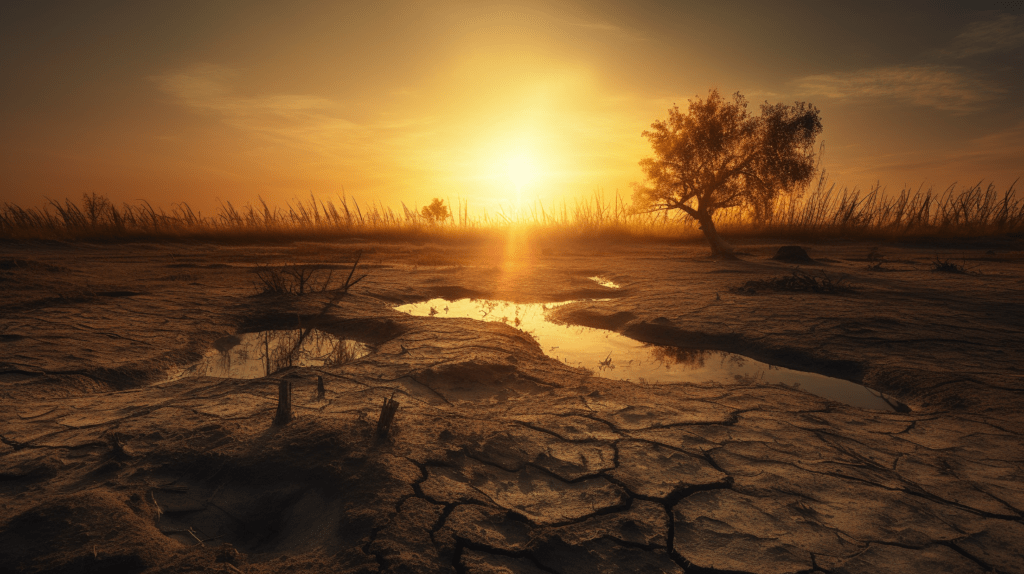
[421,198,451,223]
[634,89,823,258]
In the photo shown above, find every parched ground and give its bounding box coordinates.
[0,237,1022,574]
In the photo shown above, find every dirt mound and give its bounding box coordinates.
[0,491,174,574]
[772,245,816,263]
[416,361,555,403]
[548,309,636,331]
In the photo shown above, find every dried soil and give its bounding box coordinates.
[1,238,1022,573]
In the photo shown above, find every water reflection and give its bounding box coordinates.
[170,329,370,380]
[395,298,896,411]
[589,276,620,288]
[647,346,711,368]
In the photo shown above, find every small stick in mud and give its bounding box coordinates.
[150,491,163,518]
[274,379,292,426]
[316,375,325,400]
[109,432,130,458]
[375,393,399,438]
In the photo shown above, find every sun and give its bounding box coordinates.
[504,153,539,192]
[468,133,558,212]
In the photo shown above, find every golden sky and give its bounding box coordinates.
[2,1,1022,215]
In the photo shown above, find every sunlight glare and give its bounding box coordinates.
[505,153,539,191]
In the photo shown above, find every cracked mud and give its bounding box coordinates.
[1,239,1022,573]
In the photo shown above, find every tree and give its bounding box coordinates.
[634,89,822,258]
[421,198,451,223]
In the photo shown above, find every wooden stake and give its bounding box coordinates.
[375,393,399,438]
[274,379,292,425]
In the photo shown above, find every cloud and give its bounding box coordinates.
[154,65,356,145]
[553,12,647,43]
[794,65,1005,113]
[565,19,644,40]
[829,120,1024,187]
[946,13,1024,58]
[151,64,435,166]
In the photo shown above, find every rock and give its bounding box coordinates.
[772,245,815,263]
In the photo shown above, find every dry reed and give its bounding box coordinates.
[2,178,1020,243]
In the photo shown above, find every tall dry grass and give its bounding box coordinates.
[1,178,1021,243]
[0,193,478,242]
[756,175,1024,239]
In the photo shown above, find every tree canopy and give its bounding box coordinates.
[634,89,822,257]
[421,198,451,223]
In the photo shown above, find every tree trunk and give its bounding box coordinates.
[375,394,399,439]
[695,206,737,259]
[274,379,292,426]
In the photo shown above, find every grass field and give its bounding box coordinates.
[1,176,1021,243]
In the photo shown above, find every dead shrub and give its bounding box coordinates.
[252,263,347,294]
[931,255,978,275]
[253,252,366,298]
[733,268,851,295]
[866,247,888,270]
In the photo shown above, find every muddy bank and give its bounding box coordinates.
[1,239,1022,573]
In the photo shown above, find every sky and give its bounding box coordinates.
[2,0,1022,216]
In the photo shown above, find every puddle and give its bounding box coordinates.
[589,276,620,289]
[395,298,898,411]
[168,329,371,380]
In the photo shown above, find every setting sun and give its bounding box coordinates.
[504,152,540,192]
[469,130,567,211]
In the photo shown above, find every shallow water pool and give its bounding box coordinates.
[168,329,370,380]
[395,298,898,411]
